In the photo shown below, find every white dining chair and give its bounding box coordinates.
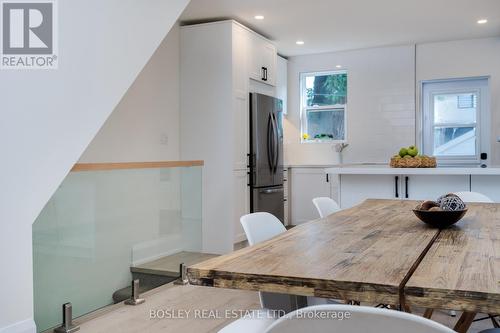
[240,212,287,246]
[218,309,279,333]
[312,197,340,218]
[217,213,288,333]
[453,191,494,203]
[264,304,455,333]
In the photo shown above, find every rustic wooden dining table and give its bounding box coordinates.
[187,199,500,333]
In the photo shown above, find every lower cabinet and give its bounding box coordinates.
[339,174,470,209]
[471,175,500,202]
[290,168,337,225]
[339,175,398,209]
[233,170,250,242]
[404,175,469,201]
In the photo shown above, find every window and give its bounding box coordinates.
[422,78,489,165]
[300,71,347,142]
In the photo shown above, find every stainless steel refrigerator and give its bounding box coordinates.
[249,93,284,223]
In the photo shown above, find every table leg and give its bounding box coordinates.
[423,308,433,319]
[454,312,476,333]
[291,295,308,310]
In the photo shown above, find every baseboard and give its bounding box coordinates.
[0,318,36,333]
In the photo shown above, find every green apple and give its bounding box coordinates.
[403,155,413,159]
[407,145,419,157]
[399,148,408,157]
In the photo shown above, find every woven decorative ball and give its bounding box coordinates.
[436,193,458,205]
[439,195,466,211]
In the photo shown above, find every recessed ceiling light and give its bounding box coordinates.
[477,19,488,24]
[254,15,264,20]
[336,65,342,69]
[296,40,304,45]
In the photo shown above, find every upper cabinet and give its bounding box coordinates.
[276,56,288,115]
[249,33,277,86]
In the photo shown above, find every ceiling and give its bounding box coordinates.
[180,0,500,56]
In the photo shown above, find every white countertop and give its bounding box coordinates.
[325,165,500,175]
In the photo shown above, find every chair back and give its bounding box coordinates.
[240,212,286,246]
[264,304,455,333]
[240,212,291,311]
[453,191,493,203]
[312,197,340,218]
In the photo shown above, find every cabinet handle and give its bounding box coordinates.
[261,66,266,81]
[326,174,329,183]
[395,176,399,198]
[405,176,409,199]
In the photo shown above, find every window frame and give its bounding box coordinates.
[300,70,348,143]
[420,77,490,166]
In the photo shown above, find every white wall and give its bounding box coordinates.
[285,45,416,166]
[416,37,500,165]
[0,1,189,332]
[79,24,182,163]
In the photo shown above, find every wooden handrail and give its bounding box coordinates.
[71,160,204,172]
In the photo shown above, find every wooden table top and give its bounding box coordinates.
[405,202,500,314]
[188,199,440,305]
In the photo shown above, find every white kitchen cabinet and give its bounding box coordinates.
[181,20,278,250]
[471,175,500,202]
[291,168,334,224]
[283,168,290,225]
[250,33,277,86]
[403,175,469,201]
[232,25,250,170]
[339,174,399,209]
[276,56,288,115]
[233,170,250,242]
[338,173,470,209]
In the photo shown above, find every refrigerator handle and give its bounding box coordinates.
[272,113,279,174]
[267,114,274,172]
[270,113,277,172]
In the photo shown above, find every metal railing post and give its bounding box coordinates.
[54,302,80,333]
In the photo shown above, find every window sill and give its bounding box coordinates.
[301,139,346,144]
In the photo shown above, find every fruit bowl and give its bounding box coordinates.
[412,208,467,228]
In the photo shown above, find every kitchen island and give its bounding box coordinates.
[325,165,500,208]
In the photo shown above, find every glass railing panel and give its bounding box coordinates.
[33,164,203,332]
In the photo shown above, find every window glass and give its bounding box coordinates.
[434,93,477,125]
[305,73,347,107]
[306,109,345,141]
[301,71,347,142]
[433,127,476,156]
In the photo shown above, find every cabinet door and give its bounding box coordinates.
[249,34,264,82]
[249,34,277,86]
[232,25,250,170]
[232,90,249,170]
[261,42,277,86]
[290,168,331,225]
[276,56,287,114]
[340,175,399,209]
[405,175,469,201]
[471,175,500,202]
[283,168,289,225]
[233,170,250,242]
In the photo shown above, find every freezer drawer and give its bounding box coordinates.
[251,186,284,223]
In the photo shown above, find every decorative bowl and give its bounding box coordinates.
[412,209,467,228]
